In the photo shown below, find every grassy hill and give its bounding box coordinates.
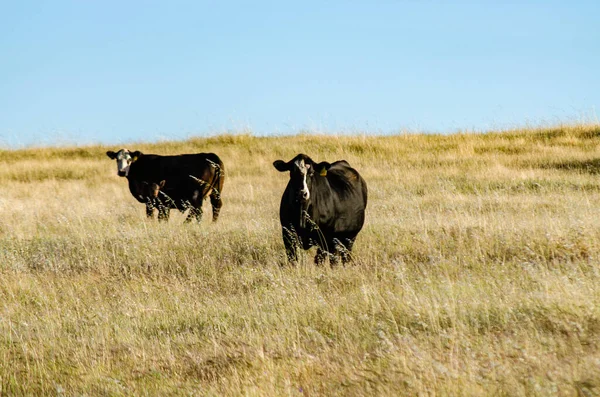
[1,125,600,395]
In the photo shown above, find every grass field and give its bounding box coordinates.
[1,125,600,395]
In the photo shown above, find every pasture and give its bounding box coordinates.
[1,125,600,395]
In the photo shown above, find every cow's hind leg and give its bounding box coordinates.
[317,238,352,267]
[194,205,204,223]
[185,206,203,223]
[338,237,355,264]
[210,190,222,222]
[315,238,342,266]
[329,244,341,267]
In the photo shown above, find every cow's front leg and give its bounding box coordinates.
[145,201,155,219]
[314,248,328,265]
[157,205,170,222]
[282,227,299,263]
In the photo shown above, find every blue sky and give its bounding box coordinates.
[1,1,598,147]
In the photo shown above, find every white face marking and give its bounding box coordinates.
[295,159,310,201]
[115,149,132,176]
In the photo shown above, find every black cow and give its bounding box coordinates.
[273,154,368,264]
[106,149,224,223]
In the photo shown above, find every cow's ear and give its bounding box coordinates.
[106,150,117,159]
[131,151,142,162]
[273,160,290,172]
[316,162,331,177]
[158,180,166,188]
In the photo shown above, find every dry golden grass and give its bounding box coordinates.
[1,125,600,395]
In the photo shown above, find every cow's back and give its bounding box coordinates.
[129,153,222,200]
[325,162,367,234]
[327,161,367,203]
[130,153,219,179]
[295,161,367,238]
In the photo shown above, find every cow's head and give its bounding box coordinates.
[274,154,331,227]
[106,149,142,177]
[274,154,314,202]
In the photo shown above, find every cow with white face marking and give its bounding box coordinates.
[273,153,368,265]
[108,148,138,177]
[106,149,224,223]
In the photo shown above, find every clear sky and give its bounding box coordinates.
[1,1,599,147]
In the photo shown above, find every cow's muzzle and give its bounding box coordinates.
[296,191,309,203]
[118,171,127,177]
